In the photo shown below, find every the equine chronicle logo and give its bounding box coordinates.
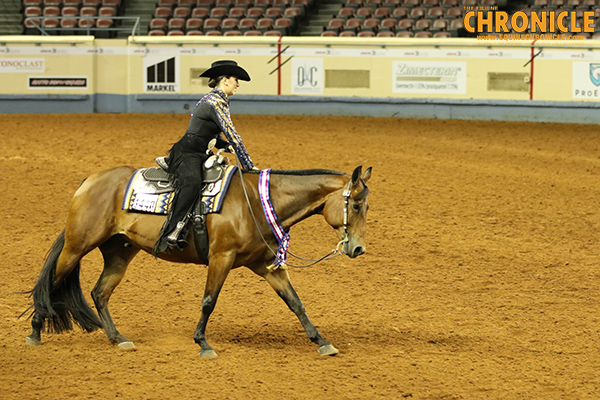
[465,9,596,36]
[143,56,179,93]
[590,64,600,87]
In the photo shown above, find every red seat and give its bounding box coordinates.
[409,7,425,19]
[43,18,60,29]
[397,18,413,30]
[377,30,394,36]
[209,6,228,18]
[99,6,116,17]
[238,17,256,31]
[205,29,222,35]
[43,6,60,16]
[178,0,196,7]
[80,6,97,16]
[82,0,101,7]
[326,17,344,32]
[149,18,167,31]
[23,0,43,8]
[321,30,337,36]
[264,29,282,36]
[415,31,432,37]
[191,6,210,18]
[402,0,418,6]
[224,29,242,35]
[235,0,253,7]
[379,17,396,31]
[345,0,362,9]
[168,29,184,35]
[413,18,431,31]
[392,6,408,19]
[228,6,246,18]
[187,30,203,35]
[149,30,166,35]
[246,7,264,17]
[154,6,172,18]
[274,16,292,34]
[427,7,444,19]
[339,30,356,36]
[173,6,191,18]
[78,17,95,28]
[430,18,448,32]
[357,30,375,36]
[433,31,451,38]
[373,7,390,19]
[203,17,221,30]
[221,17,238,31]
[215,0,234,7]
[362,17,378,31]
[422,0,439,6]
[24,6,42,17]
[265,7,282,18]
[168,17,186,31]
[186,17,203,31]
[243,29,261,35]
[395,30,412,37]
[446,7,461,18]
[344,17,362,31]
[256,17,274,31]
[157,0,177,7]
[355,7,372,19]
[336,7,354,20]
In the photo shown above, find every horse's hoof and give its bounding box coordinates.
[199,349,218,359]
[117,341,136,350]
[318,344,339,356]
[26,336,42,347]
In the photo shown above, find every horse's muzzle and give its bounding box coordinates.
[343,242,366,258]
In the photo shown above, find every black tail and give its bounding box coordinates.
[23,230,102,333]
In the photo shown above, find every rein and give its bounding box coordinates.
[231,152,350,269]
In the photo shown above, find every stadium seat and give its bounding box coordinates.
[63,0,81,7]
[413,18,431,31]
[78,17,95,29]
[24,6,42,17]
[336,7,355,20]
[392,7,408,20]
[205,29,222,35]
[326,17,344,32]
[149,30,166,35]
[345,0,362,9]
[186,29,203,35]
[357,30,375,36]
[235,0,253,7]
[433,31,451,38]
[168,17,186,31]
[264,29,282,35]
[224,29,242,35]
[422,0,439,6]
[379,17,396,31]
[173,6,192,18]
[80,6,98,16]
[373,7,391,19]
[247,7,264,18]
[149,17,168,31]
[402,0,418,7]
[409,7,426,19]
[43,17,59,32]
[383,0,401,5]
[430,18,448,32]
[321,30,337,36]
[441,0,458,7]
[355,7,372,19]
[215,0,234,8]
[427,7,445,19]
[414,31,432,37]
[196,0,215,7]
[397,18,413,30]
[203,17,221,30]
[243,29,262,35]
[284,7,302,19]
[339,30,356,36]
[191,7,210,18]
[82,0,101,7]
[186,17,203,31]
[364,0,382,8]
[43,0,62,7]
[209,7,228,19]
[60,17,78,34]
[220,17,238,31]
[157,0,177,7]
[362,17,379,31]
[228,7,246,18]
[178,0,196,7]
[96,17,114,38]
[272,0,289,9]
[238,17,256,31]
[265,7,282,18]
[446,7,462,18]
[274,16,292,34]
[43,6,60,16]
[256,17,274,32]
[254,0,271,9]
[23,0,43,8]
[98,6,117,17]
[377,30,394,36]
[154,6,172,18]
[344,17,362,31]
[167,29,184,35]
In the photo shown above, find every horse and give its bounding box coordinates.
[23,163,372,358]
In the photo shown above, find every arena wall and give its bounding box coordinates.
[1,35,599,123]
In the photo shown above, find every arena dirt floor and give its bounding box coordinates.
[1,113,600,399]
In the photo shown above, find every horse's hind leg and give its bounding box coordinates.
[260,267,339,356]
[92,234,140,349]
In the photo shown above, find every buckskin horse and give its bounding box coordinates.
[23,163,371,358]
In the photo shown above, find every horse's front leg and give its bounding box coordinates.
[262,267,339,356]
[193,253,234,358]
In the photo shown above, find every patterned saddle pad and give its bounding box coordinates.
[121,164,238,215]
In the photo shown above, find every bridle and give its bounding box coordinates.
[233,154,352,269]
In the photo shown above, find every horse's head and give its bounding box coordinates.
[324,165,372,258]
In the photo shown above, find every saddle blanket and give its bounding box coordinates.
[121,165,238,215]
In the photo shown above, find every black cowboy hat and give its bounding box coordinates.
[199,60,251,81]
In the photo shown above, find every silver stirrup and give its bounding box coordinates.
[156,156,169,170]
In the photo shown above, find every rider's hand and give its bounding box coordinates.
[251,167,259,171]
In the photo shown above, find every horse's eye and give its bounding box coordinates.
[353,204,361,212]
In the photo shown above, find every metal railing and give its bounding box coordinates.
[24,16,141,36]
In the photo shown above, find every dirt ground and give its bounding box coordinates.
[1,113,600,399]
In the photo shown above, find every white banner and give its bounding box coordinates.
[393,61,467,94]
[143,56,180,93]
[572,61,600,99]
[0,58,45,73]
[291,57,323,95]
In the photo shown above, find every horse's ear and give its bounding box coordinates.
[351,166,363,184]
[362,166,372,183]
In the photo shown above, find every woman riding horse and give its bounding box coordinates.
[155,60,257,255]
